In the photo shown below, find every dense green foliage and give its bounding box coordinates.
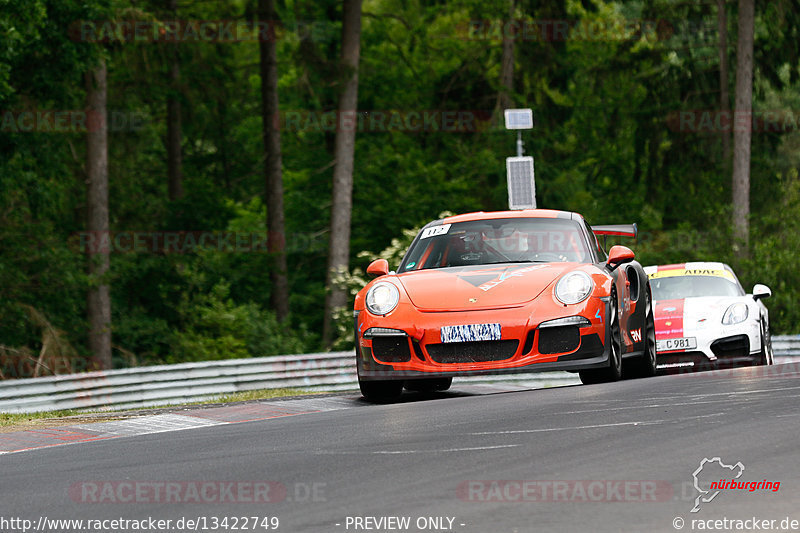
[1,0,799,376]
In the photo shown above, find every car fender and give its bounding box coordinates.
[618,260,650,357]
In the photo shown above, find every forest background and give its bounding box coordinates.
[1,0,798,377]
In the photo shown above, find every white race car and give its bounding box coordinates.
[644,262,773,370]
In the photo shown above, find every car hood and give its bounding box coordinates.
[396,263,576,311]
[654,296,751,336]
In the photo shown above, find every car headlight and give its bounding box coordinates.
[722,302,749,325]
[366,282,400,315]
[555,271,594,305]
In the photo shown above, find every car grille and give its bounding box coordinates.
[426,340,519,363]
[711,335,750,358]
[372,336,412,363]
[538,326,581,355]
[557,333,604,361]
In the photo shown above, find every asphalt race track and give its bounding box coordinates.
[2,364,800,533]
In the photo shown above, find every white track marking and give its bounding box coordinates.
[372,445,520,454]
[70,413,226,436]
[469,420,667,435]
[469,413,725,435]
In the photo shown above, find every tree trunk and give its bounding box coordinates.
[322,0,362,347]
[167,0,184,201]
[259,0,290,322]
[497,0,515,112]
[86,58,112,370]
[717,0,731,165]
[732,0,754,254]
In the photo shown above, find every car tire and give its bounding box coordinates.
[359,378,403,403]
[757,320,774,366]
[625,284,657,379]
[580,289,623,384]
[404,377,453,393]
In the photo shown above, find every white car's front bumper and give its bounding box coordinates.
[656,307,762,369]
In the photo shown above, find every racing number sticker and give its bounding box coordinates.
[420,224,452,239]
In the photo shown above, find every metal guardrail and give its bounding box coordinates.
[1,336,799,414]
[0,352,357,414]
[774,335,800,357]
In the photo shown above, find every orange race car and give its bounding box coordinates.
[354,209,657,402]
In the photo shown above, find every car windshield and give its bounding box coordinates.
[399,218,591,272]
[650,275,744,300]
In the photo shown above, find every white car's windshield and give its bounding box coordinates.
[399,218,591,272]
[650,275,744,300]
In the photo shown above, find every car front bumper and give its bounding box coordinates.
[656,319,762,370]
[355,297,613,381]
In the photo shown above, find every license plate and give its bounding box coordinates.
[440,323,501,343]
[657,337,697,352]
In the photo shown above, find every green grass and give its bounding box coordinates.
[0,409,86,427]
[211,387,321,403]
[0,388,328,429]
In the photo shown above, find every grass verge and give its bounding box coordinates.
[1,409,86,428]
[0,387,328,432]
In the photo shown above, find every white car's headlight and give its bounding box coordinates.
[366,282,400,315]
[555,271,594,305]
[722,302,749,325]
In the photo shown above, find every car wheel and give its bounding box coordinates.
[359,378,403,403]
[580,289,622,384]
[625,284,657,379]
[404,377,453,393]
[757,321,774,366]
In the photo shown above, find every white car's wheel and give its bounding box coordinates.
[758,321,774,366]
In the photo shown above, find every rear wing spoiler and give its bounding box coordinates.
[591,224,638,253]
[591,224,638,239]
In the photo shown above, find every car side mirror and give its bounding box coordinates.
[366,259,390,278]
[606,245,635,272]
[752,284,772,301]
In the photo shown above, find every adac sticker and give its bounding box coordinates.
[648,269,735,281]
[420,224,452,240]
